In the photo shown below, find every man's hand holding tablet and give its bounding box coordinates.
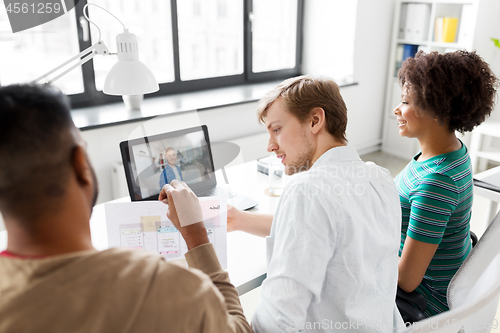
[159,180,208,250]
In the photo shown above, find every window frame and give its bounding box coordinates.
[244,0,304,82]
[68,0,303,109]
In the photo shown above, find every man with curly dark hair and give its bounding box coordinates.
[394,50,499,317]
[0,84,251,333]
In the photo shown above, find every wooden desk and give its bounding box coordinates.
[474,166,500,230]
[0,160,279,295]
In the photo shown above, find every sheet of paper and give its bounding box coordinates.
[105,197,227,269]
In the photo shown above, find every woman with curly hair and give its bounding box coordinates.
[394,50,499,317]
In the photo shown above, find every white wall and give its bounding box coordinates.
[484,20,500,152]
[302,0,396,152]
[474,0,500,123]
[82,0,398,204]
[302,0,357,84]
[489,9,500,123]
[480,7,500,151]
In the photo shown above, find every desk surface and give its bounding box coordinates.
[474,166,500,201]
[0,160,279,295]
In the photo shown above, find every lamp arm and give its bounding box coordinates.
[32,41,110,85]
[45,51,96,85]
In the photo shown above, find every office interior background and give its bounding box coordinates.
[0,0,363,208]
[0,0,498,205]
[1,0,500,321]
[1,0,500,234]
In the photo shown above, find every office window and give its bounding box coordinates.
[87,0,175,91]
[0,0,303,108]
[0,6,83,95]
[177,0,243,81]
[252,0,298,73]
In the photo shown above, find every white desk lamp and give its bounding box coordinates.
[32,3,159,109]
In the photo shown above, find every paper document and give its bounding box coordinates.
[105,197,227,268]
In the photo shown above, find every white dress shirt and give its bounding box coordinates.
[252,145,403,332]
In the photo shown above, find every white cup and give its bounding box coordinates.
[269,153,287,196]
[122,94,144,110]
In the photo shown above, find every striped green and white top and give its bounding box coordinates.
[395,141,473,317]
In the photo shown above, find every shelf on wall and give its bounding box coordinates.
[397,39,428,45]
[382,0,496,158]
[429,41,467,48]
[397,41,468,49]
[401,0,433,4]
[432,0,474,5]
[476,151,500,163]
[399,0,474,4]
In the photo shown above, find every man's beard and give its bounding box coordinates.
[285,141,314,176]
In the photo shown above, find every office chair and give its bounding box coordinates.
[447,212,500,333]
[396,287,427,323]
[396,231,478,323]
[399,269,500,333]
[397,213,500,332]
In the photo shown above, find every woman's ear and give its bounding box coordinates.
[71,144,92,186]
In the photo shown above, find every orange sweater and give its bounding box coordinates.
[0,243,250,333]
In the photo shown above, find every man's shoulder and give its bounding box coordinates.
[0,250,222,332]
[0,249,201,304]
[97,247,161,263]
[90,248,208,284]
[279,161,398,215]
[79,249,219,306]
[98,247,176,266]
[110,250,225,315]
[287,160,393,188]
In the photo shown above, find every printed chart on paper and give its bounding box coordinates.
[105,197,227,268]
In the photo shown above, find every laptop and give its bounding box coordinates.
[119,125,259,211]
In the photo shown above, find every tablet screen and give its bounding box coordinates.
[120,125,216,201]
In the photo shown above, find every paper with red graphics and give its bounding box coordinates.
[104,197,227,269]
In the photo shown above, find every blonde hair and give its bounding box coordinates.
[257,75,348,142]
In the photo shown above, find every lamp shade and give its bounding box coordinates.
[103,60,159,95]
[103,29,159,96]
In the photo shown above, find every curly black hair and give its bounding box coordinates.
[0,84,76,221]
[399,50,499,133]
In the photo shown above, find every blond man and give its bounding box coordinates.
[227,76,403,332]
[158,75,403,332]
